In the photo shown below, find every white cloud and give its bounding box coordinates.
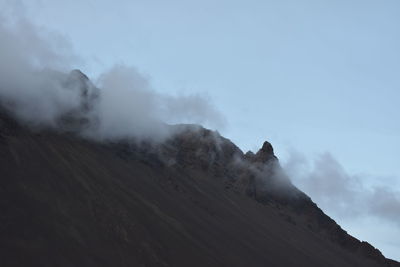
[0,13,225,140]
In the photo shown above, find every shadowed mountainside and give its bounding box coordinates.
[0,70,398,267]
[0,110,399,267]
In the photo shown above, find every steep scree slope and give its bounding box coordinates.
[0,111,398,267]
[0,69,398,267]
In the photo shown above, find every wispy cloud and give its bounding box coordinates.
[0,11,225,140]
[283,150,400,226]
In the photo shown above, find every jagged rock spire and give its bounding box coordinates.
[245,141,277,164]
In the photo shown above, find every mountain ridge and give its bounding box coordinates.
[0,71,398,267]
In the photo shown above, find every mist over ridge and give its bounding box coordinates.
[0,15,225,142]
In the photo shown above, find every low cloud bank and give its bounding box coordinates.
[0,15,225,141]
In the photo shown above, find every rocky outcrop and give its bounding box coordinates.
[246,141,277,163]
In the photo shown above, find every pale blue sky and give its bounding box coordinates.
[2,0,400,260]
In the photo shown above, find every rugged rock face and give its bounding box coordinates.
[0,72,398,267]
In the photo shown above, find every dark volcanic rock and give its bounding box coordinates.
[254,141,276,163]
[0,101,398,266]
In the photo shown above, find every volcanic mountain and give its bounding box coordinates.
[0,71,398,267]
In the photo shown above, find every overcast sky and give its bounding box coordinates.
[1,0,399,261]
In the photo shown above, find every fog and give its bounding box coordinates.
[0,15,225,141]
[94,65,225,140]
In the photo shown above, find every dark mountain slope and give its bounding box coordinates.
[0,110,398,267]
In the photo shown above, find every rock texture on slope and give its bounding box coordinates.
[0,71,398,267]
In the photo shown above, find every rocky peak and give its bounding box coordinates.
[254,141,276,162]
[69,69,89,80]
[65,69,98,101]
[56,69,100,132]
[159,124,243,173]
[244,141,277,164]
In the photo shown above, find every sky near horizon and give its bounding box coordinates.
[1,0,399,261]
